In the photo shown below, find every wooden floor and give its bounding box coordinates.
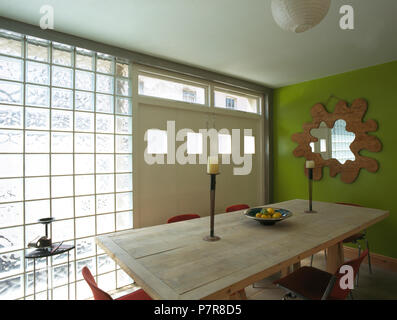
[113,251,397,300]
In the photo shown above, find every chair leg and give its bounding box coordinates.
[356,243,361,287]
[310,255,314,266]
[324,249,327,263]
[349,291,354,300]
[366,239,373,274]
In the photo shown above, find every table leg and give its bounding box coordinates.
[280,266,290,277]
[280,260,301,278]
[292,261,301,272]
[326,242,344,273]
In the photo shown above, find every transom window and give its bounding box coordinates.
[138,72,206,105]
[0,29,133,300]
[214,88,260,114]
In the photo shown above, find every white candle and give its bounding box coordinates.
[306,160,315,169]
[207,156,219,174]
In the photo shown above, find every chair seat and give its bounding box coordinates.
[273,266,334,300]
[167,214,200,224]
[343,233,365,243]
[226,204,250,213]
[116,288,152,300]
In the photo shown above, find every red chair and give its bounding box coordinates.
[274,250,368,300]
[225,204,249,213]
[167,214,200,224]
[82,266,152,300]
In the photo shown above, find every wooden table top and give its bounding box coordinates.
[95,199,389,300]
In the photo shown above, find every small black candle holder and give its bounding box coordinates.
[27,217,56,250]
[203,173,221,242]
[305,168,317,213]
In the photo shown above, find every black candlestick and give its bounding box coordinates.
[203,173,221,241]
[305,168,317,213]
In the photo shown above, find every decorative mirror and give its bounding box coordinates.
[291,98,382,183]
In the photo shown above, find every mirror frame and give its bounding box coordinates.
[291,98,382,183]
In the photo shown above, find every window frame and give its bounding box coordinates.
[136,65,263,118]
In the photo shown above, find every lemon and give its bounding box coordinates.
[261,214,268,219]
[272,212,282,219]
[255,213,262,218]
[266,208,275,215]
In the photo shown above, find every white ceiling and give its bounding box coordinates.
[0,0,396,88]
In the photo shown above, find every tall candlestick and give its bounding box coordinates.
[305,161,317,213]
[204,157,221,241]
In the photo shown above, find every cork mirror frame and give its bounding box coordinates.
[291,98,382,183]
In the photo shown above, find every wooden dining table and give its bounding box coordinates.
[95,199,389,300]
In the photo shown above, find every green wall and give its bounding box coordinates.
[273,60,397,259]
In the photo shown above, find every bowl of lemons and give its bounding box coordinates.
[244,207,292,225]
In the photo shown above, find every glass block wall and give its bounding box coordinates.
[0,29,133,300]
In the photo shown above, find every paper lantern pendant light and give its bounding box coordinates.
[271,0,331,33]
